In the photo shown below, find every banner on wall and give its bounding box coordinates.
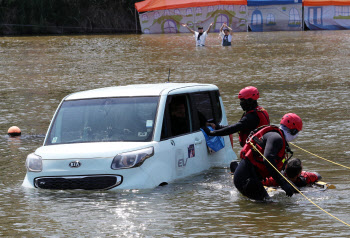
[304,0,350,30]
[138,5,248,34]
[247,0,303,32]
[135,0,350,32]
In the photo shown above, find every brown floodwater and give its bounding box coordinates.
[0,31,349,236]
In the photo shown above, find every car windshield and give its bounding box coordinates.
[45,97,159,145]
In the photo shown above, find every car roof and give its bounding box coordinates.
[65,83,219,100]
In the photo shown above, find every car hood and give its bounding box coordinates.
[35,142,156,160]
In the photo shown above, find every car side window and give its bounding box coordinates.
[161,95,192,140]
[191,91,223,130]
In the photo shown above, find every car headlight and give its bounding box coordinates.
[111,147,154,170]
[26,153,42,172]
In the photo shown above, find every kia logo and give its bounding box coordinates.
[69,161,81,168]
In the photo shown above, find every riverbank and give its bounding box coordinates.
[0,0,141,36]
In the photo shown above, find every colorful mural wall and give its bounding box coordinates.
[138,5,248,34]
[304,0,350,30]
[135,0,350,33]
[247,0,302,32]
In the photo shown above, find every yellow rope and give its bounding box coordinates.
[248,141,350,227]
[290,142,350,170]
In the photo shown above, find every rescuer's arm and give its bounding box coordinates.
[203,113,259,137]
[263,132,296,197]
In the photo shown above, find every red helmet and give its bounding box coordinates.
[280,113,303,132]
[238,86,259,100]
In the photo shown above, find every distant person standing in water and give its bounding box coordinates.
[219,23,233,46]
[182,22,213,46]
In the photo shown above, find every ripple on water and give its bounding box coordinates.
[0,31,350,236]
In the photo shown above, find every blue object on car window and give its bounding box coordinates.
[200,126,225,152]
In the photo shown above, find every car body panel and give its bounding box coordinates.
[23,83,237,190]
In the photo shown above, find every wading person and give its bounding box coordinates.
[219,23,233,46]
[203,86,270,147]
[182,22,213,46]
[234,113,303,200]
[263,158,322,188]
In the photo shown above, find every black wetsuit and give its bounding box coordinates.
[234,131,295,200]
[206,112,260,137]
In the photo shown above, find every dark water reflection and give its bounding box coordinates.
[0,31,349,236]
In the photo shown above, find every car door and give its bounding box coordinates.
[159,94,206,179]
[190,91,224,165]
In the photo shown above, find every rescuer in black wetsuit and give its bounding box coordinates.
[234,113,303,200]
[204,86,269,147]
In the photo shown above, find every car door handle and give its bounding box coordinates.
[194,139,202,145]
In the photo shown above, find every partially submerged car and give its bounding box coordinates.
[22,83,237,190]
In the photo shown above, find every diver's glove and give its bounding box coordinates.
[201,126,211,135]
[279,179,296,197]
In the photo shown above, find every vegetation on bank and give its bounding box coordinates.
[0,0,141,35]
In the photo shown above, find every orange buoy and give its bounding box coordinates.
[8,126,21,137]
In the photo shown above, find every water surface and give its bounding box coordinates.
[0,31,349,236]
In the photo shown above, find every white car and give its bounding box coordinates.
[22,83,237,190]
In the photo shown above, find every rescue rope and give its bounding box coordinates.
[249,141,350,227]
[290,142,350,170]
